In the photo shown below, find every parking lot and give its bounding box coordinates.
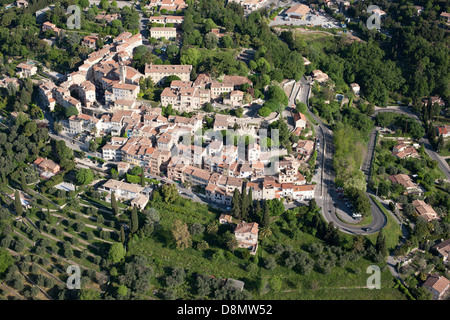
[334,191,363,224]
[269,10,341,28]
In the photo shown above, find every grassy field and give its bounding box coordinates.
[369,196,403,251]
[127,196,406,300]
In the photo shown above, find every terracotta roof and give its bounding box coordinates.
[103,179,144,194]
[293,112,307,122]
[294,184,315,192]
[219,214,233,222]
[145,64,192,74]
[412,200,439,221]
[285,4,310,16]
[423,274,450,294]
[296,139,314,151]
[388,174,417,189]
[432,239,450,258]
[235,222,258,235]
[223,75,252,87]
[112,82,138,91]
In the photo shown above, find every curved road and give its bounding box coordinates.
[298,87,449,235]
[296,77,387,235]
[372,107,450,181]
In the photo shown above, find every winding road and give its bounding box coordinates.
[293,77,384,235]
[296,85,449,235]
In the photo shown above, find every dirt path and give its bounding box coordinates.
[0,282,25,300]
[19,270,53,300]
[273,26,365,43]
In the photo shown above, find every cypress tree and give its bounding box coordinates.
[131,206,139,234]
[376,229,387,257]
[254,200,262,224]
[140,167,145,187]
[111,192,119,216]
[311,214,319,230]
[324,222,339,245]
[119,225,126,244]
[309,198,317,212]
[231,188,241,220]
[241,182,249,221]
[15,190,23,216]
[262,201,270,228]
[437,134,444,152]
[21,173,27,191]
[247,188,253,217]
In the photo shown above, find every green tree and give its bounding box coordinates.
[20,172,27,191]
[119,225,126,244]
[180,48,200,67]
[241,186,249,221]
[14,190,23,216]
[221,35,233,48]
[172,219,192,250]
[226,238,239,253]
[258,107,272,117]
[111,192,119,216]
[79,0,90,9]
[117,284,127,297]
[262,201,270,228]
[204,32,218,49]
[99,0,110,10]
[64,106,79,118]
[267,85,288,106]
[166,44,179,59]
[75,168,94,185]
[204,18,216,33]
[375,229,388,257]
[131,206,139,234]
[413,287,432,300]
[54,122,63,134]
[140,168,145,187]
[0,248,14,278]
[161,184,178,204]
[437,134,444,152]
[108,242,126,264]
[22,121,38,137]
[80,289,101,300]
[231,188,241,220]
[269,276,282,292]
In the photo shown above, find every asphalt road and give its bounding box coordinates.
[296,93,449,235]
[371,107,450,180]
[296,76,387,235]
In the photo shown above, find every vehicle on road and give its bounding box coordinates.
[363,227,372,232]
